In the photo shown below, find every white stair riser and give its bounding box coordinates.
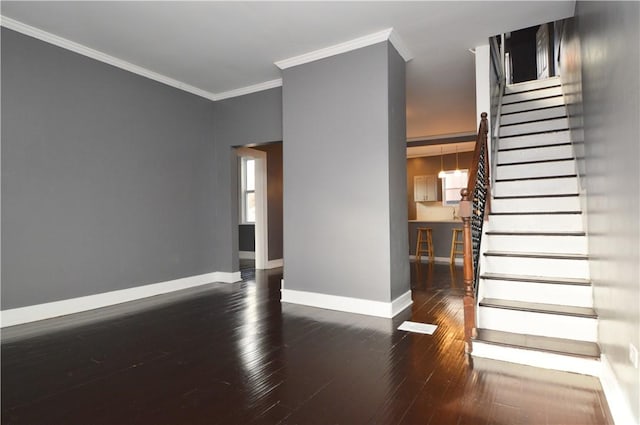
[501,106,566,125]
[477,307,597,341]
[500,118,568,137]
[498,144,574,164]
[488,213,583,232]
[491,196,581,213]
[472,342,600,376]
[481,279,593,307]
[493,177,579,197]
[483,255,590,279]
[505,77,561,94]
[501,96,565,114]
[502,86,563,104]
[497,160,576,180]
[485,234,588,254]
[499,130,571,150]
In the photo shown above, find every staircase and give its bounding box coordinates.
[471,76,600,376]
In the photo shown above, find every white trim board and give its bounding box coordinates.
[275,27,412,70]
[264,258,284,269]
[0,16,281,101]
[281,284,412,319]
[0,271,241,328]
[600,354,639,425]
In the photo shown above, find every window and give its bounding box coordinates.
[441,170,469,206]
[240,157,256,223]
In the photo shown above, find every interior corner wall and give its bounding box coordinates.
[212,88,283,271]
[282,41,408,303]
[573,2,640,422]
[1,28,217,309]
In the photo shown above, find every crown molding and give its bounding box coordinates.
[214,78,282,101]
[0,16,283,102]
[275,27,412,70]
[0,15,221,101]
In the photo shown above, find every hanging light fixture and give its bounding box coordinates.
[454,145,461,175]
[438,146,446,178]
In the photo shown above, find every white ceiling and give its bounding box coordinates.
[1,1,575,139]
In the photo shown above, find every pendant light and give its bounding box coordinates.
[454,145,461,175]
[438,146,446,178]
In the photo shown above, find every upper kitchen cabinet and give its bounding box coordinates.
[414,174,437,202]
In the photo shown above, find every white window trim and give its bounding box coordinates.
[240,156,255,224]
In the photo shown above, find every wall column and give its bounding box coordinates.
[281,40,410,317]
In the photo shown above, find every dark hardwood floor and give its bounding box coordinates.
[1,262,613,424]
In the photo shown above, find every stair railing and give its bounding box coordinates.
[460,112,490,354]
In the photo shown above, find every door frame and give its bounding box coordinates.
[236,147,268,269]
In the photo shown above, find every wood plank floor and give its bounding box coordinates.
[1,262,613,424]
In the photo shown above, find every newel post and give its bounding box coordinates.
[459,188,476,353]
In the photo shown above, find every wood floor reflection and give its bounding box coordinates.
[1,262,613,424]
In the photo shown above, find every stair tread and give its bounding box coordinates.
[495,174,577,183]
[486,231,586,236]
[498,143,573,152]
[500,115,568,127]
[474,329,600,358]
[497,158,578,167]
[489,211,581,215]
[493,193,579,200]
[479,298,598,318]
[484,251,588,260]
[480,273,591,286]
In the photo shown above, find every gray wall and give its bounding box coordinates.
[1,28,217,309]
[572,2,640,421]
[283,41,409,303]
[212,88,283,272]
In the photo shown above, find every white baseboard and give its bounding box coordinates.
[263,258,283,269]
[1,271,242,328]
[600,354,639,425]
[239,251,255,260]
[281,282,412,318]
[410,255,463,266]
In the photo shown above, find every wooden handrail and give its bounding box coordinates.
[460,112,490,354]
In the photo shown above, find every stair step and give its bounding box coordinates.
[480,273,591,286]
[500,117,568,137]
[498,129,571,150]
[480,273,593,307]
[475,329,599,358]
[484,233,588,255]
[501,95,565,115]
[504,77,561,94]
[491,194,580,213]
[477,298,597,341]
[488,212,583,232]
[496,159,575,180]
[479,298,597,318]
[502,86,563,105]
[493,176,578,197]
[501,106,566,125]
[496,174,577,183]
[484,251,588,260]
[498,143,573,164]
[483,254,589,279]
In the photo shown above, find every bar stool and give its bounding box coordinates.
[416,227,434,263]
[450,228,464,264]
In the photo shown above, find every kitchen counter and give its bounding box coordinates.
[408,220,464,261]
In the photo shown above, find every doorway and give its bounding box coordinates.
[235,142,284,271]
